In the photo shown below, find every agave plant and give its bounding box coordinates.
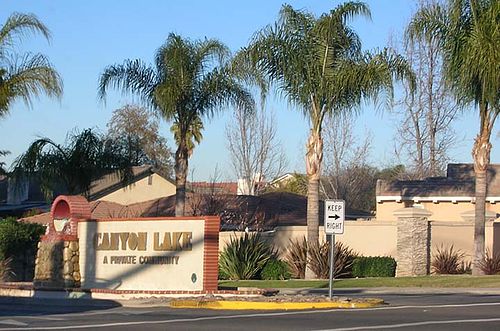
[431,244,465,274]
[284,237,308,279]
[479,250,500,275]
[219,233,276,280]
[308,240,358,279]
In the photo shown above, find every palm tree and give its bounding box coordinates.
[170,115,204,158]
[99,33,254,216]
[11,129,131,199]
[408,0,499,275]
[0,150,9,175]
[0,12,62,118]
[245,2,413,277]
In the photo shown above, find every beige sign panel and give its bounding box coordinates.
[78,219,205,291]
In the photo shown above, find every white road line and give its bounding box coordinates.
[0,320,27,327]
[0,301,499,330]
[313,318,500,331]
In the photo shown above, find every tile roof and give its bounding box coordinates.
[18,192,370,229]
[187,182,238,195]
[376,163,500,197]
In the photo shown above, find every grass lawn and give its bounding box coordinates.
[219,275,500,289]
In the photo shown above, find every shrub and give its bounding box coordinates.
[260,258,291,280]
[352,256,396,277]
[457,260,472,274]
[0,218,45,261]
[431,244,465,274]
[308,241,357,279]
[284,237,307,279]
[218,265,230,280]
[219,233,276,280]
[479,250,500,275]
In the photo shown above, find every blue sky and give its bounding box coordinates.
[1,1,497,180]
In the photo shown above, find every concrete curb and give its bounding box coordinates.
[169,298,384,310]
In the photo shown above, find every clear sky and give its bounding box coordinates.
[1,1,498,181]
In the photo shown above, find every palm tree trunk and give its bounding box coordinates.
[471,115,492,275]
[175,141,189,217]
[305,129,323,279]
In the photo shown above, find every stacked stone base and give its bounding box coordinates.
[34,240,81,289]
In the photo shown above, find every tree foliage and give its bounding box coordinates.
[0,12,62,118]
[105,104,174,178]
[99,33,254,216]
[11,128,132,199]
[244,2,414,270]
[393,0,460,179]
[408,0,499,275]
[226,106,287,195]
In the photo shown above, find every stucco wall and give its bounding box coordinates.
[219,222,398,258]
[431,221,497,261]
[219,220,500,261]
[98,173,175,205]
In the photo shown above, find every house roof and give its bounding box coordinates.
[19,191,371,229]
[376,163,500,198]
[1,165,174,217]
[187,182,238,195]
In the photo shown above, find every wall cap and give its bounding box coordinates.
[460,209,498,222]
[393,207,432,218]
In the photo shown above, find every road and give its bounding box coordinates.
[0,292,500,330]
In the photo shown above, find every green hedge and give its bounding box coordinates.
[260,258,291,280]
[0,217,45,261]
[352,256,396,277]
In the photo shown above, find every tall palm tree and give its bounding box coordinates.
[11,129,131,199]
[99,33,254,216]
[245,2,413,277]
[0,12,62,118]
[170,115,204,158]
[408,0,499,275]
[0,150,9,175]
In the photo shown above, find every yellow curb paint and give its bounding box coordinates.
[170,298,384,310]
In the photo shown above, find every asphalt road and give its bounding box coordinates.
[0,292,500,330]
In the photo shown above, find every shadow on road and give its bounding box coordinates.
[0,296,122,317]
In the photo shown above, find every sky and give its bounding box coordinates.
[0,1,498,181]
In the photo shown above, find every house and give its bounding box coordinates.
[87,166,176,205]
[0,165,176,217]
[376,163,500,222]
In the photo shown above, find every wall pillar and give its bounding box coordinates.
[33,196,90,289]
[394,207,432,277]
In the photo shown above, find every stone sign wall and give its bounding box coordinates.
[78,218,215,291]
[33,196,220,292]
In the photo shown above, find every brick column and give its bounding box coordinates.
[394,207,432,277]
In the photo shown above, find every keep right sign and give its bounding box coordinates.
[324,200,345,235]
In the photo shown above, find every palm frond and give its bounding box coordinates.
[195,68,254,119]
[0,12,51,53]
[2,53,62,111]
[98,59,157,107]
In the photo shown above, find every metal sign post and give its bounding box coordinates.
[328,233,335,299]
[324,199,345,300]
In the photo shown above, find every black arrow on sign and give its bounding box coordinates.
[328,214,340,220]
